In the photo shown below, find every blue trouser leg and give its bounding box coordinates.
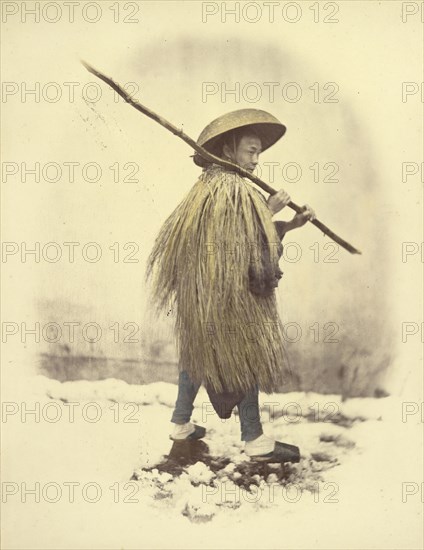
[171,370,201,424]
[237,385,263,442]
[171,371,263,441]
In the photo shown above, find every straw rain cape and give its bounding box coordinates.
[146,164,290,394]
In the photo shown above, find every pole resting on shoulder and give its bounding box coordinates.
[81,60,362,255]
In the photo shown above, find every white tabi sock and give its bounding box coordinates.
[171,422,196,439]
[244,434,275,456]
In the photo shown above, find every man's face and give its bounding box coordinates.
[228,134,262,173]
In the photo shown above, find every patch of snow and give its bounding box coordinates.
[2,374,422,549]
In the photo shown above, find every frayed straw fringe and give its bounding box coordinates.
[146,165,291,393]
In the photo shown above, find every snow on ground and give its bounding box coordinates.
[1,373,422,550]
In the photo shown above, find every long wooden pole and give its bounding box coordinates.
[81,60,361,255]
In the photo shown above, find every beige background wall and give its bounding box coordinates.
[2,1,422,397]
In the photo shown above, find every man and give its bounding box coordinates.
[146,109,315,461]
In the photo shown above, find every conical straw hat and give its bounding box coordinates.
[193,108,286,166]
